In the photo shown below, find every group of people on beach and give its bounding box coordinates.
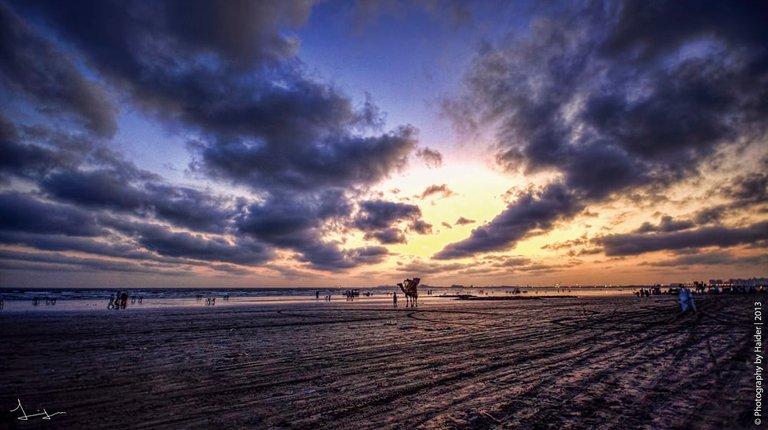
[108,291,130,310]
[30,296,58,306]
[636,285,697,314]
[196,294,224,306]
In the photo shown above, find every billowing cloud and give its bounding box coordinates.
[353,200,432,244]
[40,169,242,233]
[0,4,116,137]
[297,243,389,271]
[635,215,695,234]
[643,250,768,268]
[599,221,768,256]
[720,172,768,207]
[107,221,273,265]
[438,0,768,259]
[1,0,423,275]
[0,249,182,275]
[0,117,78,180]
[436,183,579,259]
[0,192,103,237]
[11,0,417,196]
[192,126,417,192]
[364,228,407,245]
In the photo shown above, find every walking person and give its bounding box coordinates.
[678,285,697,314]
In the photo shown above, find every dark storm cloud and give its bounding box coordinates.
[236,192,393,270]
[0,192,103,237]
[635,216,695,234]
[693,207,725,226]
[96,217,273,266]
[438,0,768,259]
[12,0,417,195]
[135,225,272,265]
[297,243,388,271]
[0,136,71,180]
[0,118,263,268]
[193,125,417,192]
[0,120,277,270]
[3,0,422,273]
[721,172,768,206]
[0,249,182,275]
[0,4,116,137]
[354,200,422,231]
[41,169,144,212]
[0,118,243,234]
[0,226,268,274]
[0,231,165,262]
[435,183,580,259]
[601,0,768,61]
[15,0,312,72]
[353,199,431,244]
[364,228,407,245]
[0,116,92,182]
[144,184,243,233]
[643,251,768,268]
[598,221,768,256]
[40,168,241,233]
[690,172,768,226]
[238,191,349,247]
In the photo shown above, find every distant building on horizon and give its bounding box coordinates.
[709,277,768,287]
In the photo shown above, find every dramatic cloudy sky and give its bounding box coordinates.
[1,0,766,288]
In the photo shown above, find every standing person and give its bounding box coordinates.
[393,291,398,307]
[678,285,697,314]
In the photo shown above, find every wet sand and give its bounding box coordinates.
[0,295,757,429]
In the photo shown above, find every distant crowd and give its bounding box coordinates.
[635,283,766,297]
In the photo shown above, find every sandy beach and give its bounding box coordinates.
[0,295,757,429]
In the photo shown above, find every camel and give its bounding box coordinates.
[397,277,421,307]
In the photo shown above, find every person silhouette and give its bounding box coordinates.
[678,285,697,314]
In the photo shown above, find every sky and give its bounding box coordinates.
[0,0,766,289]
